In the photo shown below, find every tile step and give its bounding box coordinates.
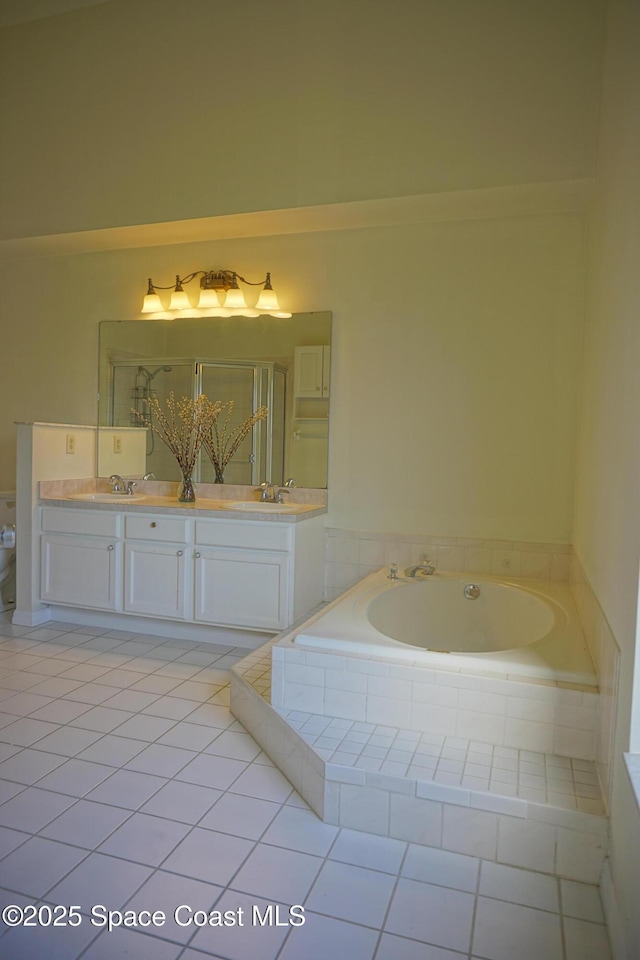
[230,642,608,883]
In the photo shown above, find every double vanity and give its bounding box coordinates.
[15,302,332,645]
[34,484,326,644]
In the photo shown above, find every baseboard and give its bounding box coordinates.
[601,858,629,960]
[38,604,273,649]
[12,607,53,627]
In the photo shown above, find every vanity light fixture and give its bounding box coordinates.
[141,270,291,319]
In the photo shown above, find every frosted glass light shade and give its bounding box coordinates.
[224,285,248,310]
[142,291,164,312]
[169,289,191,310]
[255,285,280,312]
[197,287,220,309]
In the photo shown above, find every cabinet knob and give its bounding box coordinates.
[194,552,201,559]
[107,544,114,551]
[150,522,157,528]
[177,550,183,557]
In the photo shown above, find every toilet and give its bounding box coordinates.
[0,493,16,612]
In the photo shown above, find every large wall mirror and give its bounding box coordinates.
[97,313,331,489]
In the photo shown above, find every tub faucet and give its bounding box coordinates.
[405,558,436,578]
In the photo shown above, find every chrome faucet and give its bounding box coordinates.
[258,482,288,503]
[109,475,137,496]
[405,557,436,578]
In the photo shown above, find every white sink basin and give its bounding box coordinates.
[69,493,147,504]
[225,501,303,514]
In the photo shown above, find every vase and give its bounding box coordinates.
[214,466,225,484]
[178,475,196,503]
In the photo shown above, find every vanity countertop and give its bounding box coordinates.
[39,494,327,522]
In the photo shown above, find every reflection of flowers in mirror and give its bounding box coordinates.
[202,402,268,484]
[132,392,220,501]
[132,393,268,495]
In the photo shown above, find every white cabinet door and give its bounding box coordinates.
[41,534,120,611]
[294,345,325,397]
[124,541,188,620]
[194,548,290,630]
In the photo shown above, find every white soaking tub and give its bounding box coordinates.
[294,569,596,686]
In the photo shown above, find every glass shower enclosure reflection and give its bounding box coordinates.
[107,358,286,485]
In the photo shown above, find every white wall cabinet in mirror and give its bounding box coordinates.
[294,345,330,398]
[98,312,331,490]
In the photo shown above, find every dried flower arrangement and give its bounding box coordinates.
[132,392,221,501]
[202,400,268,483]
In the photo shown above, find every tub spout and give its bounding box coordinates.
[405,559,436,578]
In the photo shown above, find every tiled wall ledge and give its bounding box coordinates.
[570,551,621,812]
[324,529,571,602]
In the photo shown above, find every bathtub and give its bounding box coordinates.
[294,569,596,686]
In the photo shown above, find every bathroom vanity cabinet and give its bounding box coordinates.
[40,505,324,633]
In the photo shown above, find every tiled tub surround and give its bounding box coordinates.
[570,551,621,812]
[271,571,599,761]
[231,648,609,884]
[324,528,572,603]
[272,646,599,761]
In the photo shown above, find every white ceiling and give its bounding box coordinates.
[0,0,110,27]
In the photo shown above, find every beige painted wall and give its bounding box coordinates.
[1,206,586,542]
[0,0,604,239]
[0,0,602,542]
[572,0,640,954]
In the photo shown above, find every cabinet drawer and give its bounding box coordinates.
[195,519,291,551]
[41,507,119,538]
[125,515,189,543]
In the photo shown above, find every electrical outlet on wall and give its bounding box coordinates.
[66,434,76,455]
[113,435,122,454]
